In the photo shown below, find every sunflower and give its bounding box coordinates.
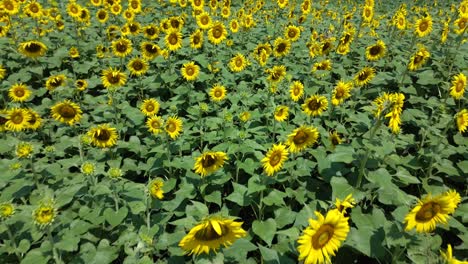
[190,29,203,49]
[77,7,91,25]
[2,0,20,15]
[181,61,200,81]
[23,1,43,18]
[274,105,289,122]
[261,143,288,176]
[415,15,433,38]
[366,40,386,61]
[146,116,164,135]
[209,84,227,102]
[354,67,376,87]
[221,6,230,19]
[16,142,33,158]
[284,25,301,42]
[405,190,461,233]
[302,95,328,117]
[320,38,335,55]
[164,29,183,51]
[129,0,142,13]
[440,244,468,264]
[110,3,122,15]
[179,215,247,255]
[143,24,159,39]
[297,209,350,264]
[273,37,291,57]
[408,45,430,71]
[148,178,164,199]
[441,22,450,43]
[81,162,96,176]
[277,0,288,9]
[90,0,102,6]
[18,40,47,58]
[331,81,352,106]
[289,81,304,102]
[112,38,132,57]
[0,202,15,218]
[106,24,119,40]
[87,124,118,148]
[33,200,57,228]
[51,100,83,126]
[6,108,31,132]
[67,2,82,19]
[395,12,406,30]
[229,19,239,33]
[329,131,342,147]
[45,74,66,92]
[197,11,212,29]
[208,21,227,45]
[141,41,161,60]
[140,98,160,116]
[25,108,42,130]
[456,109,468,133]
[362,4,373,23]
[335,194,355,214]
[165,116,183,139]
[126,21,141,35]
[454,16,468,35]
[239,111,251,122]
[191,0,205,10]
[312,59,332,72]
[450,73,466,100]
[101,67,127,89]
[127,57,148,77]
[75,79,88,91]
[0,65,5,81]
[267,65,287,83]
[8,83,31,103]
[286,125,320,153]
[229,53,248,72]
[194,151,228,177]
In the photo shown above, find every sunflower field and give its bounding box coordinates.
[1,0,468,263]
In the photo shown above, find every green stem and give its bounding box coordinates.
[47,227,61,264]
[356,117,383,188]
[5,224,22,262]
[30,156,40,189]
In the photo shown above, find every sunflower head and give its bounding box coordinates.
[415,15,433,37]
[149,178,164,199]
[51,100,82,126]
[273,37,291,57]
[141,41,161,59]
[302,95,328,116]
[140,98,160,116]
[18,40,47,58]
[289,81,304,102]
[101,67,127,89]
[194,151,228,177]
[274,105,289,122]
[181,61,200,81]
[165,116,183,139]
[456,109,468,133]
[261,143,288,176]
[33,200,57,228]
[366,40,386,61]
[354,67,376,86]
[209,84,227,102]
[165,29,183,51]
[87,124,118,148]
[6,108,31,132]
[16,142,34,158]
[128,57,149,76]
[286,125,320,153]
[0,202,15,219]
[229,53,248,72]
[8,83,31,102]
[208,21,227,45]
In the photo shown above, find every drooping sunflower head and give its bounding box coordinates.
[297,209,350,264]
[140,98,160,116]
[8,83,31,103]
[127,57,148,76]
[112,38,132,57]
[181,61,200,81]
[415,15,433,37]
[286,125,320,153]
[45,74,67,92]
[366,40,386,61]
[261,143,288,176]
[312,59,332,72]
[165,29,183,51]
[179,215,247,255]
[408,45,430,71]
[18,40,47,58]
[329,131,342,147]
[208,21,227,45]
[209,84,227,102]
[302,95,328,116]
[146,116,164,135]
[165,116,183,139]
[335,194,355,214]
[273,37,291,57]
[25,108,42,130]
[274,105,289,122]
[149,178,164,199]
[194,151,228,177]
[229,53,248,72]
[101,67,127,89]
[33,200,57,228]
[51,100,83,126]
[75,79,88,91]
[6,108,31,132]
[267,65,287,83]
[87,124,118,148]
[354,66,376,86]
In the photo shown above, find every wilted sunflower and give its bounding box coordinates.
[331,81,352,106]
[284,25,301,42]
[274,105,289,122]
[51,100,83,126]
[146,116,164,135]
[405,190,461,233]
[6,108,31,131]
[286,125,319,153]
[179,215,247,255]
[208,21,227,45]
[450,73,466,99]
[261,143,288,176]
[197,11,212,29]
[408,45,430,71]
[165,29,183,51]
[354,66,376,86]
[33,200,57,228]
[141,41,161,60]
[456,109,468,133]
[145,178,164,202]
[273,37,291,57]
[87,124,118,148]
[18,40,47,58]
[297,209,350,264]
[127,57,148,76]
[181,61,200,81]
[366,40,386,61]
[267,65,287,83]
[101,67,127,89]
[303,95,328,116]
[143,24,159,39]
[415,15,433,37]
[289,81,304,102]
[229,53,248,72]
[112,38,132,57]
[75,79,88,91]
[329,131,342,147]
[209,84,227,102]
[8,83,31,103]
[165,116,183,139]
[140,98,160,116]
[194,151,228,177]
[190,29,203,49]
[45,74,67,92]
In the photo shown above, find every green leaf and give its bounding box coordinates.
[204,190,221,206]
[327,145,355,163]
[457,160,468,175]
[252,219,277,246]
[258,245,280,264]
[274,207,297,229]
[247,174,267,195]
[226,182,250,206]
[263,190,286,206]
[185,201,209,220]
[104,207,129,228]
[55,232,80,252]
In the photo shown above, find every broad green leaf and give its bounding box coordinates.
[252,219,277,246]
[259,245,280,264]
[104,207,129,227]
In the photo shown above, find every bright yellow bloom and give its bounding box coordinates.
[286,125,320,153]
[101,67,127,89]
[181,61,200,81]
[146,116,164,135]
[208,21,227,45]
[33,200,57,228]
[408,45,430,71]
[209,84,227,102]
[261,143,288,176]
[302,95,328,116]
[331,81,352,106]
[274,105,289,122]
[229,53,248,72]
[8,83,31,102]
[149,178,164,199]
[194,151,228,177]
[415,15,433,37]
[51,100,82,126]
[6,108,31,132]
[290,81,304,102]
[18,40,47,58]
[87,124,118,148]
[450,73,466,100]
[456,109,468,133]
[165,116,183,139]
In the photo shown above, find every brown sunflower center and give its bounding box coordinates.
[288,29,297,38]
[95,129,111,141]
[293,130,309,144]
[331,134,340,145]
[312,224,334,249]
[214,90,223,97]
[116,42,128,52]
[166,122,176,132]
[235,58,243,67]
[108,74,121,84]
[358,72,369,81]
[145,103,155,112]
[213,27,222,38]
[129,24,138,33]
[25,43,42,53]
[294,87,301,96]
[369,45,381,56]
[322,42,330,53]
[169,34,178,45]
[194,221,228,241]
[269,151,282,166]
[419,21,428,32]
[59,105,77,118]
[415,202,440,222]
[413,55,423,64]
[277,42,286,52]
[171,19,180,28]
[146,28,155,35]
[194,0,201,6]
[364,8,371,18]
[459,19,467,29]
[145,44,158,54]
[131,1,139,9]
[14,88,25,97]
[5,2,14,10]
[151,120,161,129]
[30,4,39,13]
[308,99,321,111]
[132,61,143,71]
[202,155,216,168]
[186,67,194,76]
[335,88,344,99]
[456,80,465,92]
[276,109,284,117]
[11,113,23,124]
[193,35,200,44]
